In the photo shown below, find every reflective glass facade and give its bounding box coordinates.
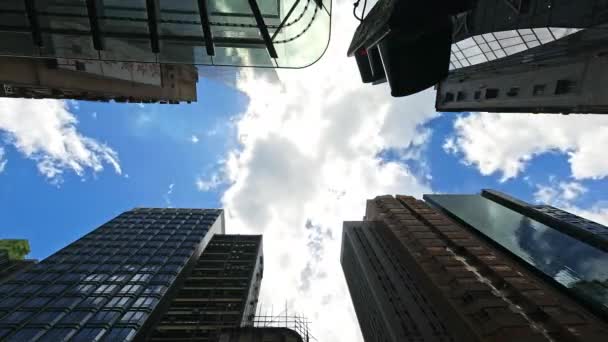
[425,194,608,318]
[0,0,331,68]
[449,28,580,70]
[0,208,224,341]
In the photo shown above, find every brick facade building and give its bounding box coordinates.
[342,194,608,342]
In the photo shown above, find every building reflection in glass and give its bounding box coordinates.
[425,194,608,317]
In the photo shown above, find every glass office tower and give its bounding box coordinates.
[0,0,332,68]
[0,208,227,341]
[342,192,608,342]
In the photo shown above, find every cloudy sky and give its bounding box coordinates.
[2,0,608,340]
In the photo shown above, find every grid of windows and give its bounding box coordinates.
[0,208,221,341]
[450,28,580,70]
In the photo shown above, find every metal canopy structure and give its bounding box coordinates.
[0,0,332,68]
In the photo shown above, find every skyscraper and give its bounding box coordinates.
[0,1,331,102]
[0,208,309,342]
[342,191,608,342]
[0,240,36,283]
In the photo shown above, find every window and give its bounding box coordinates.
[0,296,25,309]
[443,92,454,103]
[131,297,158,310]
[151,274,175,285]
[40,328,76,342]
[108,274,131,283]
[104,297,131,309]
[5,328,45,342]
[533,84,546,96]
[43,284,68,296]
[485,88,499,99]
[507,87,520,97]
[474,91,481,100]
[89,310,121,325]
[130,273,152,283]
[77,296,107,309]
[84,274,108,283]
[21,296,52,309]
[119,284,142,295]
[16,284,42,295]
[2,311,32,324]
[69,284,96,295]
[34,272,60,282]
[142,285,167,296]
[104,327,137,341]
[49,296,81,309]
[119,311,148,325]
[31,311,65,325]
[71,328,106,342]
[57,273,87,283]
[93,284,118,295]
[59,311,93,325]
[457,91,466,101]
[555,79,575,95]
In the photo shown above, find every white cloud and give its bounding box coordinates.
[533,180,608,226]
[445,112,608,181]
[164,183,175,207]
[534,180,587,205]
[190,135,199,144]
[196,172,223,192]
[0,147,6,173]
[0,98,121,182]
[212,2,438,340]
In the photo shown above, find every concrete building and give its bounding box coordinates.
[342,191,608,342]
[350,0,608,114]
[0,57,198,103]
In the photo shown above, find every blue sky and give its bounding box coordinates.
[2,2,608,340]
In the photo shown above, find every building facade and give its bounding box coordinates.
[0,208,227,341]
[0,57,198,103]
[342,192,608,342]
[0,240,36,283]
[144,234,263,341]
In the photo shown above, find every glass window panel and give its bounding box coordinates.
[104,327,137,341]
[2,311,33,324]
[132,297,159,310]
[39,327,76,342]
[31,311,65,325]
[89,310,121,325]
[119,311,148,325]
[59,311,93,325]
[21,296,53,309]
[77,296,107,309]
[71,328,106,342]
[5,328,46,342]
[104,297,132,308]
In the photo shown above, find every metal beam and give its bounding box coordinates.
[271,0,299,41]
[86,0,104,50]
[24,0,42,46]
[248,0,278,58]
[197,0,215,56]
[146,0,161,53]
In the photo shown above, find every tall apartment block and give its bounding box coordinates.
[0,208,306,342]
[341,190,608,342]
[350,0,608,114]
[0,240,36,283]
[0,1,332,102]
